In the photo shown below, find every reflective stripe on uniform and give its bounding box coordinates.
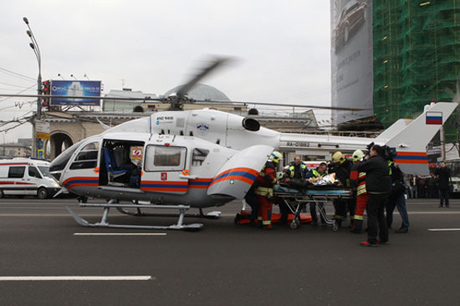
[289,164,307,178]
[357,171,367,195]
[256,186,273,197]
[354,215,364,220]
[357,184,367,196]
[311,169,320,177]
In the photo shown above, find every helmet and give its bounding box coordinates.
[332,151,344,163]
[269,151,283,164]
[352,150,364,162]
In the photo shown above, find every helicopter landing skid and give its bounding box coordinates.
[114,207,221,220]
[66,203,203,231]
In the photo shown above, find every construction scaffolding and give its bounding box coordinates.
[373,0,460,140]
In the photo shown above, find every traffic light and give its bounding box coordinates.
[41,80,50,110]
[41,80,50,95]
[42,98,49,110]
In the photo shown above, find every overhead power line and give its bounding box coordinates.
[0,81,34,89]
[0,84,36,103]
[0,67,35,81]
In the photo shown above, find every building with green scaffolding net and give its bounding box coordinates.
[373,0,460,142]
[332,0,459,143]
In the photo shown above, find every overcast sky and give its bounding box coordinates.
[0,0,332,143]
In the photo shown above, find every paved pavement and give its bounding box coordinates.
[0,197,459,305]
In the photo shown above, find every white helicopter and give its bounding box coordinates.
[48,98,456,230]
[5,58,459,230]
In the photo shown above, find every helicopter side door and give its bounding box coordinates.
[141,145,189,194]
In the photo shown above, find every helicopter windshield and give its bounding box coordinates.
[49,140,85,173]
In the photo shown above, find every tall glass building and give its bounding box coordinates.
[331,0,460,139]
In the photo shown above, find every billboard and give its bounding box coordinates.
[331,0,373,125]
[50,80,101,106]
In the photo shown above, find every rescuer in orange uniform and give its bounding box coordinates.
[256,151,283,229]
[329,151,354,228]
[350,149,368,233]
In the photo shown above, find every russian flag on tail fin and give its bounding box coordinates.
[426,112,443,125]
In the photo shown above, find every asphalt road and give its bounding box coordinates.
[0,196,459,306]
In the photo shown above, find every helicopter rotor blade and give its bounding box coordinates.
[175,57,229,99]
[0,93,368,111]
[183,99,369,112]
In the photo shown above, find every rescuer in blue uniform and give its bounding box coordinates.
[287,156,308,181]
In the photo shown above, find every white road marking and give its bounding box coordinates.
[428,228,460,232]
[1,211,459,218]
[74,233,167,236]
[0,276,152,281]
[0,214,101,217]
[409,211,460,215]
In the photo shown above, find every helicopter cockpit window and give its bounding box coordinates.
[70,141,99,170]
[49,140,84,172]
[192,148,209,166]
[145,145,186,172]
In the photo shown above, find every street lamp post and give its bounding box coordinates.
[23,17,42,120]
[23,17,43,158]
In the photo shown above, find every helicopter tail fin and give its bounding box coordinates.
[375,102,458,175]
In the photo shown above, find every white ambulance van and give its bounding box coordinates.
[0,158,62,199]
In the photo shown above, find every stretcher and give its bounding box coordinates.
[273,184,353,230]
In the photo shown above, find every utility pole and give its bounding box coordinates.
[23,17,43,158]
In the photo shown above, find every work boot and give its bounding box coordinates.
[234,213,241,224]
[360,241,378,247]
[350,219,363,234]
[395,226,408,234]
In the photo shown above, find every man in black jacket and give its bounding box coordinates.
[353,145,392,247]
[386,161,410,233]
[435,161,451,208]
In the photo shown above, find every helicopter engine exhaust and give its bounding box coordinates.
[242,118,260,131]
